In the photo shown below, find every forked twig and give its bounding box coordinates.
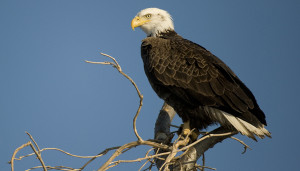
[11,141,47,171]
[26,132,41,156]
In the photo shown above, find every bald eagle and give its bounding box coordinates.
[131,8,271,140]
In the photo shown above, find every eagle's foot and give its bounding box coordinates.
[179,121,200,142]
[182,127,191,136]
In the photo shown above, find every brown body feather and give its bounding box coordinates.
[141,31,270,139]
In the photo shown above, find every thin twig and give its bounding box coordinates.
[11,141,31,171]
[28,142,47,171]
[112,151,171,164]
[139,159,150,171]
[80,146,121,170]
[97,139,171,171]
[142,160,155,171]
[25,165,79,171]
[231,136,251,154]
[14,147,120,161]
[170,124,180,129]
[179,131,237,152]
[145,148,155,158]
[25,132,41,156]
[85,52,144,142]
[195,164,216,171]
[201,153,205,171]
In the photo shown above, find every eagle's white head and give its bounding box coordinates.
[131,8,174,37]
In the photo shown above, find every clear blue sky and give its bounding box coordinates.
[1,0,299,170]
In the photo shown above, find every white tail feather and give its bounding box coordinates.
[222,113,256,139]
[204,107,271,140]
[236,116,271,138]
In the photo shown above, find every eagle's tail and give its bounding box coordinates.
[205,107,271,141]
[222,112,271,141]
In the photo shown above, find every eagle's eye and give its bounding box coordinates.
[145,14,152,19]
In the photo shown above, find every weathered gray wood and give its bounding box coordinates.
[154,102,176,141]
[173,127,237,171]
[154,102,237,171]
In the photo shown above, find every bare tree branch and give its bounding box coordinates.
[10,52,251,171]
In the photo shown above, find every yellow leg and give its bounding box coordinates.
[181,120,200,141]
[182,120,191,136]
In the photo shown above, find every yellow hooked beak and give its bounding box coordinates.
[131,16,150,30]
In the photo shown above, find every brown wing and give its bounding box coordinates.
[141,36,266,125]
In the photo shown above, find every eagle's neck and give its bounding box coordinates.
[149,30,178,38]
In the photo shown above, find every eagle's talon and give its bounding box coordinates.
[177,121,199,142]
[182,128,191,136]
